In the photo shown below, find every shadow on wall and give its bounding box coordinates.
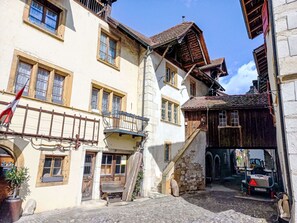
[148,141,185,173]
[147,135,206,194]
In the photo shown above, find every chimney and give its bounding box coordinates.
[182,16,186,22]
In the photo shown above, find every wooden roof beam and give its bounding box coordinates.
[247,4,262,16]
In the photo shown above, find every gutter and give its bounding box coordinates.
[268,0,293,200]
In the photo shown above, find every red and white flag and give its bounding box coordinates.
[0,85,26,126]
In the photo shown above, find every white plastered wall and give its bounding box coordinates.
[139,50,209,195]
[0,0,141,212]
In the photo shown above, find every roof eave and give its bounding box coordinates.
[240,0,254,39]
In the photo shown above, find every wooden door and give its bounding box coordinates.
[81,152,96,201]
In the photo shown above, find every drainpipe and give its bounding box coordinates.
[268,0,293,200]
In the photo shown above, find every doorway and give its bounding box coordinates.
[205,152,213,184]
[0,147,15,206]
[81,152,96,201]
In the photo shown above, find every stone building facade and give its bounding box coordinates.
[240,0,297,221]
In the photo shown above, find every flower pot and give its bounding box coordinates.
[0,198,22,223]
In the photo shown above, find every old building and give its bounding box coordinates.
[0,0,148,212]
[161,93,277,195]
[0,0,229,212]
[240,0,297,220]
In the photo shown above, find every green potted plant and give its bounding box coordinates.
[0,166,29,222]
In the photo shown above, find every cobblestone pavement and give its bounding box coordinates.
[17,191,276,223]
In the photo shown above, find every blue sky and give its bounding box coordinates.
[112,0,264,95]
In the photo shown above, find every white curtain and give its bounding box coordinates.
[52,74,64,104]
[35,68,49,100]
[15,62,32,95]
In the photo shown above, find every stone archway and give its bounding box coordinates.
[205,152,213,183]
[0,140,24,168]
[0,140,25,206]
[214,155,221,180]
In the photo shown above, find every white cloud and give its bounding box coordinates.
[181,0,197,8]
[220,61,258,95]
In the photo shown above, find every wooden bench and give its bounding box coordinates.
[101,181,124,206]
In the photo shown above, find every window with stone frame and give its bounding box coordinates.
[23,0,66,40]
[219,110,227,126]
[36,152,70,187]
[161,97,180,125]
[28,0,61,33]
[91,83,125,116]
[97,29,120,68]
[8,51,72,106]
[41,155,64,183]
[165,62,177,88]
[231,110,239,126]
[164,143,171,162]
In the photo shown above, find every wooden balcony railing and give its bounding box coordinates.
[0,101,100,145]
[103,111,149,137]
[74,0,105,16]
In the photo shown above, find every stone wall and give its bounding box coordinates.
[174,131,206,194]
[269,0,297,221]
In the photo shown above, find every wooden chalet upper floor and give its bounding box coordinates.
[182,93,276,148]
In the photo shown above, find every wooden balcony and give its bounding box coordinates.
[0,101,100,146]
[103,111,149,138]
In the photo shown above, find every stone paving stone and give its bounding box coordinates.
[17,194,272,223]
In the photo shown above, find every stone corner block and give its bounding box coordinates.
[287,13,297,30]
[288,36,297,56]
[281,81,296,101]
[278,40,290,58]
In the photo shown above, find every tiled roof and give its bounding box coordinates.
[150,22,194,47]
[108,18,196,48]
[182,93,268,110]
[107,17,153,46]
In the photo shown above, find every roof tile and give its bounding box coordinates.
[182,94,268,110]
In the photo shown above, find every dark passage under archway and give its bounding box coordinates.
[0,147,15,206]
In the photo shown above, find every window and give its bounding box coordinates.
[231,110,239,126]
[41,156,64,183]
[29,0,61,33]
[164,143,171,162]
[101,154,113,175]
[115,155,127,175]
[36,153,70,187]
[190,80,196,97]
[8,51,73,106]
[101,154,127,176]
[112,95,121,116]
[98,30,120,68]
[23,0,66,40]
[219,110,227,126]
[165,63,177,87]
[83,153,94,176]
[102,91,109,114]
[90,82,126,115]
[14,62,32,96]
[35,68,49,100]
[52,74,65,104]
[161,97,180,125]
